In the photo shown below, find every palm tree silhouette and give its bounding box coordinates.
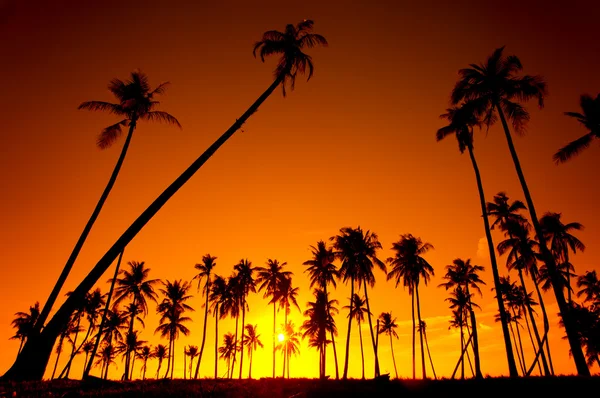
[377,312,399,379]
[191,254,217,379]
[303,240,340,379]
[209,275,228,379]
[153,344,168,380]
[577,271,600,305]
[256,258,293,378]
[219,333,238,379]
[220,275,241,379]
[343,293,369,379]
[34,72,180,341]
[446,287,477,379]
[155,280,194,379]
[561,302,600,367]
[243,324,264,379]
[95,344,117,380]
[81,341,95,375]
[116,330,146,380]
[418,321,436,380]
[10,302,40,359]
[438,258,485,378]
[137,345,152,380]
[387,234,434,379]
[276,321,301,378]
[185,345,199,379]
[51,317,79,379]
[437,104,517,378]
[452,46,588,375]
[554,93,600,163]
[273,276,300,377]
[6,20,327,381]
[233,259,256,379]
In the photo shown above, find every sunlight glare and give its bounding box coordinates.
[278,333,285,342]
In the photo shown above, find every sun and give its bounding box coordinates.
[278,333,285,342]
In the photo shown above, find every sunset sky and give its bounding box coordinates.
[1,0,599,380]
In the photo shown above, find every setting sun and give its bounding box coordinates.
[278,333,285,342]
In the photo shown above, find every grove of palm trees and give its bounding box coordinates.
[1,1,599,396]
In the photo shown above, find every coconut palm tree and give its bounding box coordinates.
[243,324,264,379]
[437,104,518,377]
[95,343,117,380]
[10,302,40,358]
[219,333,237,379]
[273,276,300,377]
[577,271,600,306]
[438,258,485,379]
[137,345,152,380]
[540,212,585,303]
[192,254,217,379]
[377,312,399,379]
[153,344,168,379]
[301,288,337,379]
[81,341,95,375]
[185,345,199,379]
[343,293,369,379]
[116,331,146,380]
[452,46,588,375]
[220,275,241,379]
[387,234,434,379]
[34,72,180,341]
[561,302,600,367]
[51,317,79,380]
[209,275,228,379]
[418,321,436,380]
[255,258,293,378]
[5,20,328,381]
[554,93,600,163]
[233,259,256,379]
[303,240,340,379]
[446,287,475,379]
[276,322,301,378]
[155,280,194,379]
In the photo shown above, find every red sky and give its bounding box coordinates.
[1,0,599,379]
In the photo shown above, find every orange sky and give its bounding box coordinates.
[1,0,599,380]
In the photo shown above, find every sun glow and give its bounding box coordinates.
[278,333,285,342]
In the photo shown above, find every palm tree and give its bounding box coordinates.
[116,331,146,380]
[276,322,301,378]
[153,344,168,379]
[577,271,600,306]
[540,212,585,303]
[10,302,40,358]
[155,280,194,379]
[387,234,434,379]
[34,72,180,341]
[437,104,518,378]
[233,259,256,379]
[219,333,237,378]
[343,293,369,379]
[561,302,600,367]
[137,345,152,380]
[191,254,217,379]
[377,312,399,380]
[273,276,300,378]
[303,240,340,379]
[185,345,199,379]
[418,321,436,380]
[81,341,95,375]
[112,260,159,380]
[209,275,228,379]
[220,275,241,379]
[243,324,264,379]
[446,287,475,379]
[6,20,327,381]
[554,93,600,163]
[255,258,293,378]
[301,289,337,379]
[95,343,117,380]
[51,318,79,380]
[332,226,386,379]
[438,258,485,378]
[451,46,588,375]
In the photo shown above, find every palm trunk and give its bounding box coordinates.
[231,311,240,379]
[83,353,89,374]
[103,355,110,380]
[63,316,81,379]
[2,76,284,382]
[17,338,24,357]
[144,358,148,380]
[467,144,518,377]
[238,300,246,379]
[325,286,339,380]
[460,323,464,379]
[156,358,162,379]
[282,309,288,378]
[272,301,276,378]
[451,331,473,379]
[532,274,554,375]
[194,279,211,379]
[358,319,365,380]
[522,310,543,376]
[84,250,124,378]
[362,281,380,378]
[33,120,137,340]
[424,332,436,380]
[495,105,589,376]
[130,354,136,380]
[171,339,176,379]
[463,329,475,377]
[411,287,416,379]
[214,305,219,379]
[164,337,172,379]
[60,318,94,379]
[51,338,64,379]
[248,348,253,379]
[510,312,527,375]
[389,333,398,379]
[183,350,187,380]
[468,307,482,378]
[342,277,355,379]
[565,252,572,304]
[123,297,138,381]
[415,284,427,379]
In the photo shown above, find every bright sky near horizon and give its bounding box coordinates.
[1,0,599,380]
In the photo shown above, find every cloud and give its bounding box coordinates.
[477,237,490,260]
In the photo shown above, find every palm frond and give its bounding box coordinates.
[299,33,328,48]
[78,101,125,115]
[553,133,595,164]
[501,99,530,134]
[141,111,182,128]
[97,119,129,149]
[151,82,170,96]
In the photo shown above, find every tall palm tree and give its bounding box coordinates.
[185,345,199,379]
[95,343,117,380]
[418,321,436,380]
[303,240,340,379]
[192,254,217,379]
[437,103,518,377]
[34,72,180,340]
[273,276,300,377]
[115,331,146,380]
[243,324,264,379]
[377,312,399,379]
[137,345,152,380]
[332,226,386,379]
[6,20,328,381]
[233,259,256,379]
[220,275,241,379]
[554,93,600,163]
[255,258,293,378]
[540,212,585,303]
[438,258,485,378]
[387,234,434,379]
[301,288,337,379]
[153,344,168,379]
[452,46,588,375]
[51,317,79,380]
[218,333,237,379]
[155,280,194,379]
[10,302,40,358]
[81,341,95,375]
[577,271,600,306]
[343,293,369,379]
[276,322,301,378]
[209,275,228,379]
[446,287,476,379]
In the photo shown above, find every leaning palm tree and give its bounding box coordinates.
[377,312,399,380]
[343,293,369,379]
[446,287,477,379]
[5,20,327,381]
[303,240,340,379]
[34,72,180,341]
[554,93,600,163]
[243,324,264,379]
[255,258,293,378]
[191,254,217,379]
[451,46,588,375]
[437,103,517,377]
[153,344,168,379]
[10,302,40,358]
[418,321,436,380]
[95,343,117,380]
[218,333,238,379]
[387,234,434,379]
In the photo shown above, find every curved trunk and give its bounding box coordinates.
[34,120,137,338]
[509,309,526,375]
[467,144,518,377]
[17,338,24,358]
[63,316,81,378]
[411,286,416,379]
[238,300,246,379]
[194,278,211,379]
[4,76,284,381]
[164,337,172,379]
[424,332,436,379]
[342,277,355,379]
[60,317,94,379]
[214,306,219,379]
[156,358,162,379]
[282,308,288,378]
[324,284,339,380]
[523,309,543,376]
[51,337,64,379]
[465,284,482,379]
[495,105,589,376]
[415,283,426,379]
[362,280,380,378]
[532,274,554,374]
[84,250,124,378]
[451,331,473,379]
[358,319,365,380]
[389,333,398,379]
